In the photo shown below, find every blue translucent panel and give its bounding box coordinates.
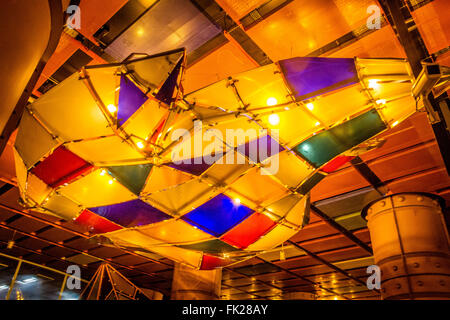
[294,109,386,168]
[181,194,253,237]
[279,57,358,100]
[89,199,171,228]
[237,135,285,163]
[154,57,182,105]
[167,157,211,176]
[118,75,148,126]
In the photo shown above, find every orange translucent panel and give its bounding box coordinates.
[261,151,313,189]
[137,219,214,245]
[59,169,137,207]
[142,166,192,194]
[183,42,257,93]
[26,173,52,206]
[246,0,353,60]
[85,66,119,108]
[228,167,288,207]
[146,245,203,269]
[379,96,417,128]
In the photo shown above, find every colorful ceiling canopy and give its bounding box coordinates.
[14,48,418,269]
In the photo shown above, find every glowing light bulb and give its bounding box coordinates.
[234,198,241,205]
[376,99,386,105]
[368,79,380,90]
[266,97,278,106]
[306,103,314,110]
[137,141,144,149]
[315,121,320,126]
[107,104,117,113]
[137,28,144,36]
[392,120,399,127]
[108,179,113,185]
[100,170,106,176]
[268,113,280,125]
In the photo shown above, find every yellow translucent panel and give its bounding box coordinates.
[59,169,137,207]
[185,77,239,110]
[309,84,370,127]
[356,58,411,78]
[147,245,203,269]
[284,194,309,227]
[66,135,145,166]
[42,193,83,221]
[143,179,217,216]
[186,63,290,111]
[105,228,164,248]
[232,64,291,108]
[261,150,313,189]
[379,96,417,126]
[142,166,192,194]
[260,106,319,147]
[30,73,114,141]
[205,116,262,146]
[203,160,252,186]
[229,167,288,207]
[367,82,413,102]
[122,99,168,140]
[13,148,27,193]
[85,66,119,107]
[15,111,59,169]
[26,173,52,206]
[137,219,214,245]
[245,224,298,251]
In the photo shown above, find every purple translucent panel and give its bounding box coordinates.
[155,58,182,105]
[238,135,285,163]
[279,57,358,100]
[89,199,171,228]
[118,75,148,126]
[166,157,212,176]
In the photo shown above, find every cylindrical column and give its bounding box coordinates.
[362,192,450,300]
[171,263,222,300]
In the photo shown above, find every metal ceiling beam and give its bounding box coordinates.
[287,240,375,291]
[310,204,373,255]
[253,257,351,300]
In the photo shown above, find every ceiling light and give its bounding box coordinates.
[107,104,117,113]
[392,120,399,127]
[108,179,113,185]
[306,103,314,110]
[368,79,380,90]
[268,114,280,125]
[315,121,320,126]
[266,97,278,106]
[137,141,145,149]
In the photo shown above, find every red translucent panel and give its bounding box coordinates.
[221,212,276,249]
[200,254,232,270]
[321,155,355,173]
[31,146,93,188]
[74,209,122,234]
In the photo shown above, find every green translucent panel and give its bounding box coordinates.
[177,239,240,254]
[297,172,326,195]
[294,109,386,167]
[107,164,153,195]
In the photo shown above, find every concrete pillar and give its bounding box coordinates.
[171,263,222,300]
[362,192,450,299]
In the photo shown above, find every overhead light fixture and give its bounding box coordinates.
[268,113,280,125]
[136,141,145,149]
[107,104,117,113]
[306,102,314,110]
[368,79,380,90]
[266,97,278,106]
